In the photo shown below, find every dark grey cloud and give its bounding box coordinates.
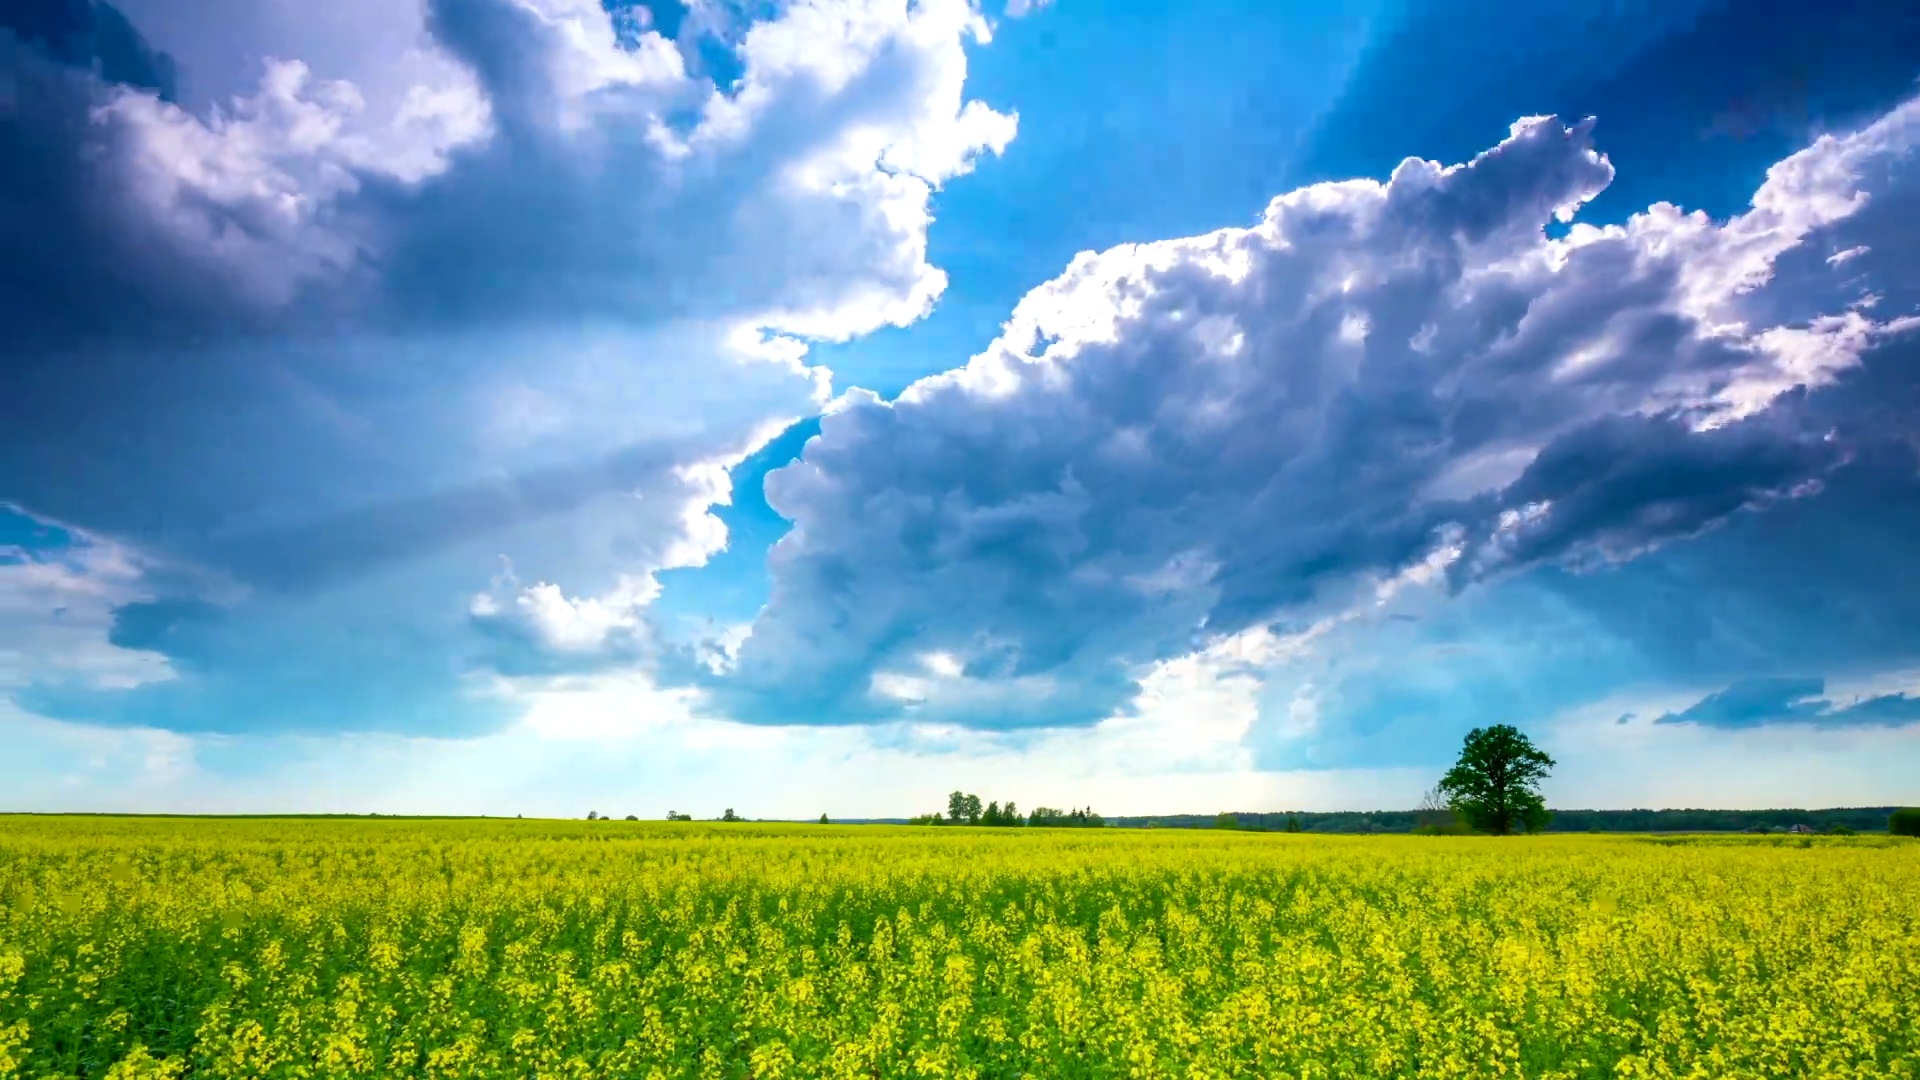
[0,11,237,355]
[4,0,176,95]
[1245,427,1920,770]
[1452,402,1841,579]
[1656,676,1920,730]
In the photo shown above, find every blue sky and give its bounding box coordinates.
[4,0,1919,817]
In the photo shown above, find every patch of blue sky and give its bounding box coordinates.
[652,417,822,632]
[0,504,80,564]
[814,0,1386,400]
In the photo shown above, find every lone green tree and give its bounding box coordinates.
[1437,725,1555,835]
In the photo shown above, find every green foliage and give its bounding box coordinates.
[818,813,830,825]
[1284,815,1301,833]
[1028,806,1104,828]
[1893,808,1920,837]
[665,811,692,822]
[948,791,983,825]
[1214,812,1240,830]
[937,794,1034,827]
[1437,725,1556,836]
[721,809,741,823]
[979,801,1022,827]
[1538,807,1898,834]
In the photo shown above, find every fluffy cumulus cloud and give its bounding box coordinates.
[3,0,1014,348]
[695,98,1920,731]
[0,0,1016,735]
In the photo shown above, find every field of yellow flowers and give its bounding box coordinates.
[0,817,1915,1079]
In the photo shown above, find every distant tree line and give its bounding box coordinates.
[1028,806,1106,828]
[1107,806,1906,834]
[907,792,1107,828]
[1118,727,1905,836]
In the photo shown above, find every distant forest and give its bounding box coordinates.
[1107,807,1905,833]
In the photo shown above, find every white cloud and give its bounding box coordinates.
[514,582,651,651]
[45,0,1016,345]
[464,437,766,670]
[0,508,177,693]
[505,670,710,742]
[0,702,203,808]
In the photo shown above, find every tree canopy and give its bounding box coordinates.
[918,795,1104,827]
[1027,806,1104,828]
[947,791,983,825]
[1437,725,1556,835]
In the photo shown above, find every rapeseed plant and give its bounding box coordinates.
[0,818,1913,1078]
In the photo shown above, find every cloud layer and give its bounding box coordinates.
[3,0,1015,350]
[8,0,1920,785]
[693,98,1920,730]
[1,0,1017,735]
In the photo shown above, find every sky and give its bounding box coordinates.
[3,0,1920,819]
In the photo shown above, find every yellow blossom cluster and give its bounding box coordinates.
[0,818,1915,1078]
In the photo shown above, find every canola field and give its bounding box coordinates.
[0,818,1915,1080]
